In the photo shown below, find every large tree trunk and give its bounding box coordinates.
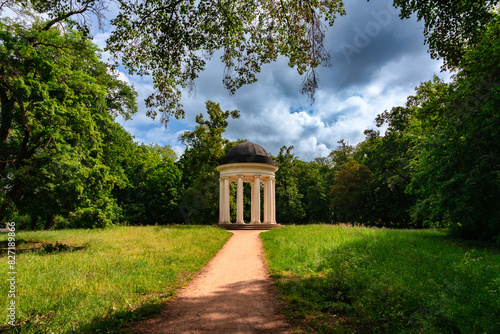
[30,216,39,230]
[0,181,24,222]
[0,91,15,144]
[0,100,33,221]
[44,214,55,230]
[0,92,16,180]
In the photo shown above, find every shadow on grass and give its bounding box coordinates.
[149,224,218,229]
[442,236,500,253]
[76,295,174,334]
[0,239,86,256]
[147,224,226,233]
[270,230,500,334]
[0,293,175,334]
[272,274,371,334]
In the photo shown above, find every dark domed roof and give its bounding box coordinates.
[220,142,276,165]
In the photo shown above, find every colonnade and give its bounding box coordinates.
[218,175,277,225]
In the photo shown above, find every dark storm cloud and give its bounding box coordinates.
[322,0,427,92]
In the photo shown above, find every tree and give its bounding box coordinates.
[328,139,355,170]
[331,160,372,223]
[178,100,239,184]
[0,11,137,227]
[407,13,500,241]
[356,106,417,227]
[294,160,334,223]
[177,101,239,224]
[115,143,182,225]
[275,146,305,223]
[391,0,500,69]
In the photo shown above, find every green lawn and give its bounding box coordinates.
[3,224,499,333]
[0,225,231,333]
[261,225,500,334]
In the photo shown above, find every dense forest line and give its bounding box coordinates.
[0,1,499,242]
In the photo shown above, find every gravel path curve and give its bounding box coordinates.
[131,230,290,334]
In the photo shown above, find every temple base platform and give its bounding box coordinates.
[217,223,284,230]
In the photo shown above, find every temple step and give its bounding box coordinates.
[217,223,284,230]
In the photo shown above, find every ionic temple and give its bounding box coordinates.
[216,142,282,230]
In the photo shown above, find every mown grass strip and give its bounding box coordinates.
[0,225,231,333]
[261,225,500,334]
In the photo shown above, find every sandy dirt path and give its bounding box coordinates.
[131,230,290,334]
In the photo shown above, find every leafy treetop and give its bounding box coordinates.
[391,0,500,70]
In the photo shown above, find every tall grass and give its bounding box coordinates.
[0,226,231,333]
[261,225,500,333]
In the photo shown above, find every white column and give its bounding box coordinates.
[264,177,273,224]
[271,177,276,224]
[219,177,224,224]
[236,175,244,224]
[223,177,231,224]
[263,177,269,224]
[250,181,255,223]
[252,175,261,224]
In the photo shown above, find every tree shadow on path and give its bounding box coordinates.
[130,278,290,334]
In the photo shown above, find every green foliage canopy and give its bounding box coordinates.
[275,146,306,223]
[392,0,500,69]
[357,106,416,227]
[0,8,137,227]
[114,143,182,225]
[331,160,372,223]
[407,14,500,241]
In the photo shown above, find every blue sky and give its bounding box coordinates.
[92,0,451,161]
